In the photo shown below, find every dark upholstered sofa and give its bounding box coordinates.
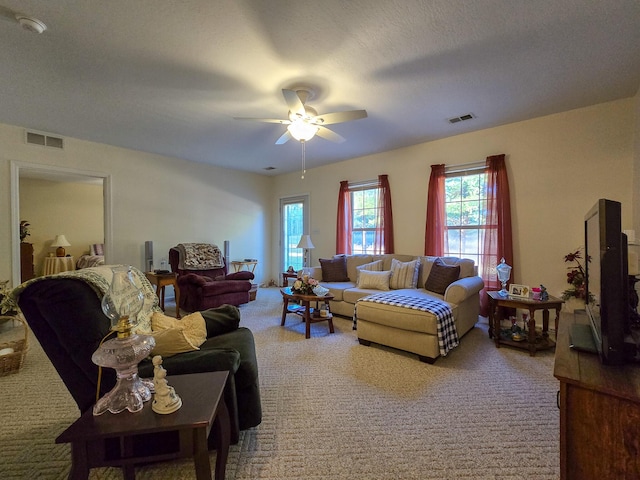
[17,277,261,445]
[169,247,254,313]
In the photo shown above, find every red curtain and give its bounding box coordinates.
[336,180,352,254]
[480,154,513,316]
[337,176,394,254]
[424,164,446,256]
[373,174,395,254]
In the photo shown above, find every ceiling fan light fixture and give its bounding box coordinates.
[287,120,318,142]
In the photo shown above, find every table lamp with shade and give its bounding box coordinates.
[297,234,315,268]
[52,234,71,257]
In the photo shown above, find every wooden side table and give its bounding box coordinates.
[230,260,257,273]
[145,272,181,319]
[487,290,564,356]
[281,271,298,287]
[56,372,230,480]
[280,287,334,339]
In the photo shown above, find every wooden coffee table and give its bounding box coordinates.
[280,287,334,339]
[56,371,230,480]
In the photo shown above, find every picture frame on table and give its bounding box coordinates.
[509,284,530,298]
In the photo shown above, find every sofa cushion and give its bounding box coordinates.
[357,270,392,290]
[320,256,350,282]
[389,258,420,289]
[356,260,384,283]
[343,255,374,283]
[425,258,461,294]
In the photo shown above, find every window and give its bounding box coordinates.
[443,167,488,273]
[351,186,382,254]
[337,175,393,255]
[280,196,309,271]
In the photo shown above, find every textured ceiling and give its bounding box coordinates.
[1,0,639,175]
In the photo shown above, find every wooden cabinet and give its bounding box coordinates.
[554,312,640,479]
[20,242,34,283]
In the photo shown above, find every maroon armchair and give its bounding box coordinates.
[169,247,254,313]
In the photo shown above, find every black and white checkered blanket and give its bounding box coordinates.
[353,293,459,356]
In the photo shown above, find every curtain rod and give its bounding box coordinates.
[444,161,486,175]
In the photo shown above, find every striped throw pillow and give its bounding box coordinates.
[389,258,420,289]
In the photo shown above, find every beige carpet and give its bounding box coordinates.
[0,288,560,479]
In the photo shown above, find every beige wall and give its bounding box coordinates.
[19,178,104,276]
[1,96,637,301]
[0,123,273,287]
[271,98,636,301]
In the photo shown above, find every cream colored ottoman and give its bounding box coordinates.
[355,289,459,363]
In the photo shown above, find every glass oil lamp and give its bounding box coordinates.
[91,266,155,415]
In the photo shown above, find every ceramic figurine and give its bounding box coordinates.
[151,355,182,414]
[540,284,549,301]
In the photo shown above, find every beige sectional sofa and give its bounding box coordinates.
[305,254,484,363]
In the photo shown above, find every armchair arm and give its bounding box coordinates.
[219,271,254,281]
[178,272,210,287]
[139,347,241,377]
[444,276,485,305]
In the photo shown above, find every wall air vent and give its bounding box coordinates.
[25,130,64,149]
[448,113,476,124]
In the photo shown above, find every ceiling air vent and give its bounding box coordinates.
[25,130,64,149]
[448,113,476,124]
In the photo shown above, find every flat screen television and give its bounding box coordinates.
[582,198,631,365]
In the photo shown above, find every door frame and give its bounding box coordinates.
[279,194,310,272]
[10,160,112,286]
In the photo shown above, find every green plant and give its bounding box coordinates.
[19,220,30,242]
[561,249,594,302]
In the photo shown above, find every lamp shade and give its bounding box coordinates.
[51,234,71,247]
[52,234,71,257]
[296,234,315,249]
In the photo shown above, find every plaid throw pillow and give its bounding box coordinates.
[319,256,350,282]
[425,258,460,294]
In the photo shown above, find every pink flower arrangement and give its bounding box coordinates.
[292,275,319,295]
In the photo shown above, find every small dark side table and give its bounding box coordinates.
[56,371,230,480]
[487,290,564,356]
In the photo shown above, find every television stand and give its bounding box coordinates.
[554,312,640,479]
[568,323,597,354]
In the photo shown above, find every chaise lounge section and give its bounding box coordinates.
[305,254,484,363]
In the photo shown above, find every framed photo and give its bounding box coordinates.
[509,284,530,298]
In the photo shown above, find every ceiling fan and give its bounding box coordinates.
[234,88,367,144]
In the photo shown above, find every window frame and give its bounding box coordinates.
[349,180,383,255]
[443,163,488,272]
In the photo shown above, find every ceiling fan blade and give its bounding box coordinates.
[233,117,290,124]
[282,89,306,117]
[313,110,368,126]
[315,126,345,143]
[275,130,292,145]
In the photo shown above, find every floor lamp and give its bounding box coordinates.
[297,234,315,268]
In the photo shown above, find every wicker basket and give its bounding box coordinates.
[0,315,28,376]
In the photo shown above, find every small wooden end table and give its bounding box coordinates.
[487,290,564,356]
[56,372,230,480]
[281,271,298,287]
[230,260,257,273]
[280,287,334,339]
[145,272,181,319]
